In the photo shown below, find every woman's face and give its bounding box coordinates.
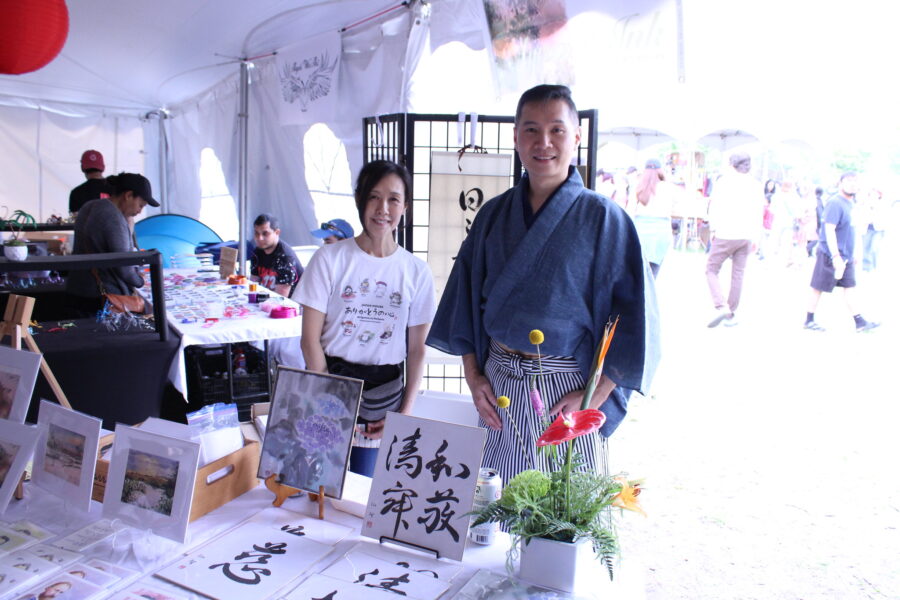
[122,191,148,218]
[362,174,406,236]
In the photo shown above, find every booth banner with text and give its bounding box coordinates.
[275,31,341,125]
[428,151,512,299]
[362,413,486,561]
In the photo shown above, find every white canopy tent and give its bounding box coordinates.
[2,0,898,249]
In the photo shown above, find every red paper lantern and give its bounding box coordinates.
[0,0,69,75]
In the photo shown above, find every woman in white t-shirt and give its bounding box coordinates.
[297,160,436,476]
[633,158,677,277]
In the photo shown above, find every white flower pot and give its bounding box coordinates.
[518,536,605,594]
[3,244,27,261]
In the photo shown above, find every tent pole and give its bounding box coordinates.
[237,61,250,275]
[158,112,167,213]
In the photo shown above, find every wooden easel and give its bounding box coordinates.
[1,295,71,500]
[264,474,327,519]
[0,295,70,409]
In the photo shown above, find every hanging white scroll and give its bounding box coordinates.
[428,151,512,299]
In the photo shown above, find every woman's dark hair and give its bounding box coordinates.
[354,160,412,227]
[515,84,578,125]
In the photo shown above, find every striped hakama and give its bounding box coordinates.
[481,340,609,486]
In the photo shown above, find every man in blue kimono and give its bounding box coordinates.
[426,85,660,482]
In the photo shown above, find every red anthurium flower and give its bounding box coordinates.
[536,409,606,447]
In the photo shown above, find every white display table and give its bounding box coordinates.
[4,481,645,599]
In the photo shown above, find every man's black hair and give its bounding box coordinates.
[515,84,578,125]
[254,213,279,230]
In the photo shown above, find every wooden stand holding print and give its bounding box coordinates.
[1,295,71,500]
[263,474,327,519]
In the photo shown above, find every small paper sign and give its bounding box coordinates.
[361,413,486,561]
[219,246,238,279]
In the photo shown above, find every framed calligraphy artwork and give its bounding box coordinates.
[155,507,352,600]
[259,367,363,499]
[31,400,102,513]
[101,425,200,543]
[361,413,486,561]
[428,151,513,299]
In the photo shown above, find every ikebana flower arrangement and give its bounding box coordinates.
[472,318,644,584]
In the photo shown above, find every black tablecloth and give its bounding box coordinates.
[27,319,180,429]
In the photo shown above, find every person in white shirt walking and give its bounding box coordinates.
[705,153,764,327]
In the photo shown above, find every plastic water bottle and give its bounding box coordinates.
[233,347,247,376]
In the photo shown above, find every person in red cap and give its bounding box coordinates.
[69,149,112,216]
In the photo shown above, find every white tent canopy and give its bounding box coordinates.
[2,0,898,240]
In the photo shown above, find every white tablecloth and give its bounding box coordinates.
[5,481,645,600]
[142,269,302,394]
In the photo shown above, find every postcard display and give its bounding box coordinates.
[31,400,103,513]
[0,345,43,423]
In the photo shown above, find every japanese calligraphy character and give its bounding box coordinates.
[416,489,460,542]
[385,428,423,478]
[381,482,419,538]
[354,568,380,583]
[208,542,287,584]
[280,524,306,536]
[396,561,439,579]
[364,572,410,595]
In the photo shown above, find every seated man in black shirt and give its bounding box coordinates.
[69,150,112,216]
[250,213,302,297]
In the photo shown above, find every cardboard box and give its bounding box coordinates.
[92,435,261,522]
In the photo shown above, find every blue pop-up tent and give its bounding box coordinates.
[134,214,222,268]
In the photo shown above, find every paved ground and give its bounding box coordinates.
[611,241,899,599]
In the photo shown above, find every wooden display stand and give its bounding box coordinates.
[264,474,326,520]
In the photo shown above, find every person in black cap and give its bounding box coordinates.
[65,172,160,315]
[69,149,112,216]
[310,218,354,244]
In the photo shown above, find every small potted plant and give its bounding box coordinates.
[471,320,644,594]
[2,209,35,262]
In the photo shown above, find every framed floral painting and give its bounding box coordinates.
[258,367,363,498]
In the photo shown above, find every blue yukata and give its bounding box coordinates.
[427,168,660,480]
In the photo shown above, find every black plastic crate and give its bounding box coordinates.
[185,342,271,408]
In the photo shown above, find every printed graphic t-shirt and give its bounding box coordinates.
[296,238,436,365]
[251,240,303,297]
